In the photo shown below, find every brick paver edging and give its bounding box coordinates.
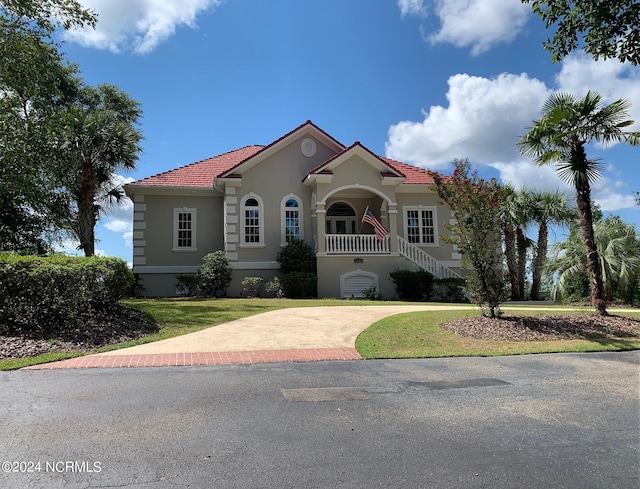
[22,347,363,370]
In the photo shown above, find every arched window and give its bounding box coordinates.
[241,194,264,246]
[281,194,303,244]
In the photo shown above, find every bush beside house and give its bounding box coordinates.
[196,251,233,297]
[0,253,134,334]
[276,239,317,298]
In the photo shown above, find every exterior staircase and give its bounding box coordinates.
[397,236,462,279]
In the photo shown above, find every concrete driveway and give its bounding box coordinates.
[103,305,469,354]
[27,305,469,369]
[27,304,634,370]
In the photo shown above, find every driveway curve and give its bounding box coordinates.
[28,304,606,369]
[101,305,468,355]
[26,305,472,369]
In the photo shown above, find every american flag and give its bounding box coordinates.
[362,206,389,241]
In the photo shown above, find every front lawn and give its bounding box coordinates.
[2,298,637,370]
[356,308,640,358]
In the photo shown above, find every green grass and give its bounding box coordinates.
[356,308,640,359]
[3,298,637,370]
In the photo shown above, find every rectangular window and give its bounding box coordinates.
[285,209,300,242]
[173,208,197,251]
[405,207,437,245]
[177,212,192,248]
[245,209,260,243]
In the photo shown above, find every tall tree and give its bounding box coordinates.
[498,187,535,301]
[0,17,80,252]
[429,159,507,318]
[518,91,639,315]
[514,190,536,301]
[522,0,640,65]
[62,84,143,257]
[499,185,520,300]
[528,190,576,300]
[0,0,95,252]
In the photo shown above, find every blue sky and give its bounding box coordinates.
[55,0,640,263]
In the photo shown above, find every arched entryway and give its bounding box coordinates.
[325,202,357,235]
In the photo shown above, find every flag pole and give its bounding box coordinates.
[359,206,369,235]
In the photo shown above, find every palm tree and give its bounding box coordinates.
[518,91,639,315]
[514,190,536,300]
[547,217,640,304]
[499,185,520,300]
[63,84,143,256]
[499,186,534,301]
[528,191,576,300]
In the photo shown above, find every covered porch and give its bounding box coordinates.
[314,194,398,256]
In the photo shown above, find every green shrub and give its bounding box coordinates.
[197,251,232,297]
[278,272,317,298]
[431,277,468,303]
[175,274,199,297]
[389,269,434,301]
[241,277,265,298]
[362,286,383,301]
[0,253,134,334]
[276,238,316,274]
[264,277,284,298]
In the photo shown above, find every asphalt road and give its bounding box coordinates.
[1,352,639,489]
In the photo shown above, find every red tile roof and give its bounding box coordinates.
[129,146,264,187]
[382,158,438,184]
[128,123,443,188]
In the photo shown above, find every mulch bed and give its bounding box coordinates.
[440,313,640,342]
[0,306,158,360]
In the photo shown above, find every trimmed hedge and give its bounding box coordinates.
[276,238,316,274]
[389,269,435,301]
[278,272,317,299]
[0,253,134,334]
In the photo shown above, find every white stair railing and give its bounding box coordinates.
[397,236,462,279]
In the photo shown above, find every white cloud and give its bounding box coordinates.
[427,0,530,55]
[591,176,639,212]
[385,54,640,212]
[489,161,573,194]
[385,72,551,169]
[66,0,222,54]
[555,53,640,132]
[398,0,427,17]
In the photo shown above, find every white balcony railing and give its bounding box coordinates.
[325,234,390,254]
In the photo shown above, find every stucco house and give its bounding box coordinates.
[124,121,462,298]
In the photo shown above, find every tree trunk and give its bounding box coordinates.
[575,177,607,315]
[77,167,97,257]
[530,222,547,300]
[516,227,527,300]
[503,220,519,300]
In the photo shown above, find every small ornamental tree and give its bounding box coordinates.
[428,159,507,318]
